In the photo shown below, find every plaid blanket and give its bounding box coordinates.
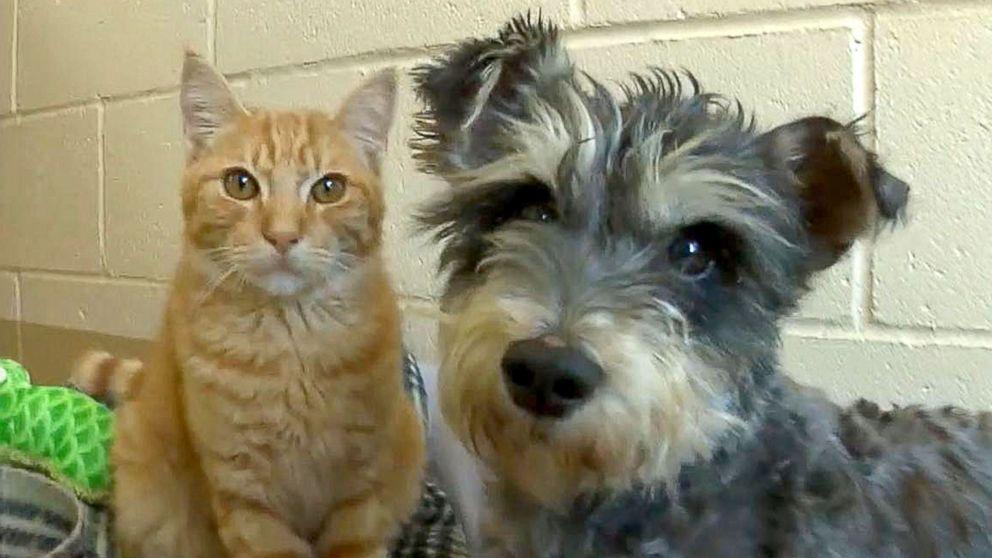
[0,466,111,558]
[0,354,467,558]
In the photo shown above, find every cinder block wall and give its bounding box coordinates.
[1,1,990,404]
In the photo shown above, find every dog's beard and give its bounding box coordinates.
[439,276,744,509]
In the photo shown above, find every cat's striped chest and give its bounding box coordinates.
[178,301,379,536]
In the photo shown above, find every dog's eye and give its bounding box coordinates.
[520,204,557,223]
[668,223,737,280]
[669,235,715,278]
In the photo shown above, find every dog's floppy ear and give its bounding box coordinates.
[411,14,575,177]
[757,117,909,272]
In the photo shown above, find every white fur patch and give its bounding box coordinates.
[255,270,307,297]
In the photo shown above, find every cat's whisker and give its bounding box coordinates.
[311,300,349,327]
[204,246,251,268]
[196,265,238,305]
[301,248,359,276]
[294,301,314,333]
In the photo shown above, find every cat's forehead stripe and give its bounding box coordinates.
[242,111,333,173]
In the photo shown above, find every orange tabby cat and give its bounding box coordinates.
[107,52,425,558]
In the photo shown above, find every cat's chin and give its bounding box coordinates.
[253,270,308,298]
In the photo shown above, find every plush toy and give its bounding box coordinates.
[0,358,113,504]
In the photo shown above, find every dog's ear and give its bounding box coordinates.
[411,14,576,178]
[756,117,909,272]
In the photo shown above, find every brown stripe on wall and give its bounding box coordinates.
[0,319,18,361]
[17,323,152,386]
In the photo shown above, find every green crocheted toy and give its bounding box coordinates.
[0,358,114,503]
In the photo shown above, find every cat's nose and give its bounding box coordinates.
[263,229,301,254]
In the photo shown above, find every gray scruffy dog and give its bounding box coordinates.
[412,15,992,558]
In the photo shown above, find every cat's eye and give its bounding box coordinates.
[520,203,557,223]
[222,168,260,200]
[311,173,348,204]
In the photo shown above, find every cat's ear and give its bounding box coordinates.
[335,69,398,171]
[180,50,247,157]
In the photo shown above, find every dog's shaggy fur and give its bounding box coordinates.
[412,16,992,557]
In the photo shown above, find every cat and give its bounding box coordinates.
[85,52,425,558]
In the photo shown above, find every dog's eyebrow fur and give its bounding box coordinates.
[414,42,806,296]
[430,77,619,196]
[417,178,558,297]
[411,13,624,186]
[415,39,795,249]
[616,71,792,248]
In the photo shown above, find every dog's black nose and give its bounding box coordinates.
[501,338,604,418]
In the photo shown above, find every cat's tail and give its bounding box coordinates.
[70,350,144,407]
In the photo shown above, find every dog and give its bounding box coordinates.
[411,15,992,558]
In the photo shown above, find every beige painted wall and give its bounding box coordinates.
[0,1,990,407]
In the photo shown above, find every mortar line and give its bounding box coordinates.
[223,46,439,84]
[13,269,167,289]
[849,240,873,331]
[10,0,17,112]
[562,6,865,50]
[0,97,111,124]
[207,0,218,64]
[849,9,877,331]
[96,99,110,276]
[12,317,158,343]
[14,272,23,361]
[872,0,990,17]
[0,47,439,121]
[564,0,987,47]
[784,320,992,350]
[569,0,987,33]
[569,0,587,27]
